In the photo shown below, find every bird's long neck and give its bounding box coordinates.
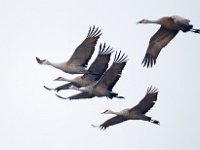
[47,61,66,71]
[107,110,121,115]
[70,85,84,91]
[145,19,160,24]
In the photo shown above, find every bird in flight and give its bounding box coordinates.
[56,51,128,100]
[137,15,200,68]
[92,86,159,130]
[43,43,113,92]
[36,26,102,74]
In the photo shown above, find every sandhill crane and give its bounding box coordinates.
[36,26,102,74]
[137,15,200,68]
[56,51,128,100]
[92,87,159,130]
[43,43,113,92]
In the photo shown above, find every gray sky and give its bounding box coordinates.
[0,0,200,149]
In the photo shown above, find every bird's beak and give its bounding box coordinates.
[53,77,60,81]
[36,57,46,64]
[101,111,106,114]
[136,20,142,24]
[36,57,42,64]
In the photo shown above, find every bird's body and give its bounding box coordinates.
[44,43,113,92]
[77,83,114,98]
[137,15,200,67]
[56,51,128,100]
[155,16,181,30]
[104,109,152,121]
[36,26,102,74]
[93,87,159,130]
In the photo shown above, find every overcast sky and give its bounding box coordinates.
[0,0,200,150]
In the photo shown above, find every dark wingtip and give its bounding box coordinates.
[146,86,159,96]
[99,43,114,55]
[87,25,102,38]
[114,51,128,63]
[99,126,106,130]
[141,53,156,68]
[91,124,107,130]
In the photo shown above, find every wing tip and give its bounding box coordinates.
[87,25,102,38]
[91,124,107,130]
[99,125,107,130]
[141,53,156,68]
[99,43,114,55]
[114,51,128,63]
[146,86,159,94]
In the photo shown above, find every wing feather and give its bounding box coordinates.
[99,115,128,130]
[96,51,128,91]
[130,86,158,114]
[68,26,102,67]
[82,43,113,81]
[142,26,178,67]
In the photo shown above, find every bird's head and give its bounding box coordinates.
[36,57,48,65]
[101,109,112,114]
[137,19,149,24]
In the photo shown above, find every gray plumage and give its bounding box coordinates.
[137,15,200,68]
[94,87,159,130]
[44,43,113,92]
[36,26,102,74]
[56,51,128,100]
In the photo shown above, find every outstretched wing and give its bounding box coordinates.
[130,86,158,114]
[142,26,178,68]
[67,26,102,67]
[96,51,128,91]
[99,115,128,130]
[82,43,113,81]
